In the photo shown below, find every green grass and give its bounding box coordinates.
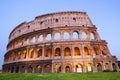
[0,72,120,80]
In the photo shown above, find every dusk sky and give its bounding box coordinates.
[0,0,120,69]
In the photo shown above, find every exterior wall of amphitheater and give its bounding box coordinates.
[3,11,119,73]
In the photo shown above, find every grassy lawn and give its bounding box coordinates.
[0,72,120,80]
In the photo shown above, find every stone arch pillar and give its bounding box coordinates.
[69,30,72,40]
[79,30,82,40]
[83,62,86,72]
[36,34,39,43]
[33,46,36,59]
[42,45,45,59]
[43,32,46,42]
[81,45,85,58]
[90,45,94,57]
[94,30,101,40]
[51,31,54,41]
[26,47,29,60]
[60,31,64,40]
[61,45,64,59]
[71,45,74,58]
[87,30,91,40]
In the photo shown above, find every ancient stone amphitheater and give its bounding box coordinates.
[2,11,119,73]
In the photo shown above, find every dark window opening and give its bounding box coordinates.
[40,21,43,25]
[73,18,76,22]
[19,30,21,33]
[28,26,30,29]
[55,19,58,22]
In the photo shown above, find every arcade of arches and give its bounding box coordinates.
[3,44,119,73]
[3,62,118,73]
[3,11,119,73]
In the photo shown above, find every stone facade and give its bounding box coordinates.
[2,11,119,73]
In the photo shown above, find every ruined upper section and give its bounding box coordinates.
[9,11,94,42]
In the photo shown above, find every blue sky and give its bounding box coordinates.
[0,0,120,69]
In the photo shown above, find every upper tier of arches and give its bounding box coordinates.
[9,11,94,42]
[7,26,101,51]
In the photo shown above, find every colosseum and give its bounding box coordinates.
[2,11,119,73]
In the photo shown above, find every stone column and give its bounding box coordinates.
[25,66,27,73]
[72,62,75,72]
[70,30,72,40]
[43,32,46,42]
[95,31,101,40]
[33,46,36,59]
[92,62,97,72]
[60,31,64,40]
[83,62,86,72]
[51,63,54,72]
[51,45,54,59]
[42,64,44,73]
[33,65,35,73]
[81,45,84,58]
[90,45,94,57]
[87,31,90,40]
[62,63,65,73]
[61,45,64,59]
[109,61,113,71]
[79,30,82,40]
[51,31,54,41]
[42,45,45,59]
[71,45,74,58]
[26,46,30,60]
[80,44,83,58]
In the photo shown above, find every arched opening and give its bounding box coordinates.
[105,63,110,70]
[39,35,43,42]
[82,31,87,39]
[65,64,72,72]
[29,48,34,58]
[15,66,19,73]
[45,47,51,57]
[84,46,90,56]
[90,32,95,40]
[54,32,60,40]
[13,53,16,61]
[45,64,51,72]
[36,65,42,72]
[26,38,29,44]
[8,67,10,72]
[76,64,82,72]
[18,51,21,60]
[28,65,33,73]
[63,32,70,39]
[54,64,61,73]
[19,40,23,46]
[46,34,51,41]
[23,50,27,59]
[36,48,42,58]
[11,67,14,73]
[74,47,80,56]
[73,31,79,39]
[73,17,76,22]
[55,48,61,56]
[32,36,36,43]
[101,46,107,55]
[86,63,92,72]
[93,46,99,55]
[112,63,117,72]
[21,66,25,73]
[96,63,102,72]
[55,19,58,22]
[64,47,71,56]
